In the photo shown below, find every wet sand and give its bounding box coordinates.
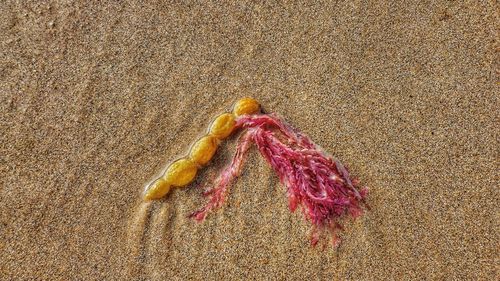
[1,1,498,280]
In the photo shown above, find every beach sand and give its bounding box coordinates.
[1,1,498,280]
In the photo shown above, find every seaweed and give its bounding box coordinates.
[191,113,368,247]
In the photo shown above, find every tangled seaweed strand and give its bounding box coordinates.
[190,114,368,247]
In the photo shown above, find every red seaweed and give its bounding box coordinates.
[190,113,368,247]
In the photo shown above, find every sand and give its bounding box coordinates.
[1,1,498,280]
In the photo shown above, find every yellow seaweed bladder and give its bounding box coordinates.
[143,179,171,200]
[233,97,260,116]
[163,158,198,187]
[189,135,219,166]
[209,113,236,140]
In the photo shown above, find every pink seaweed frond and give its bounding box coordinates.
[190,130,254,221]
[191,113,368,247]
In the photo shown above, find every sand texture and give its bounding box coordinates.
[1,1,498,280]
